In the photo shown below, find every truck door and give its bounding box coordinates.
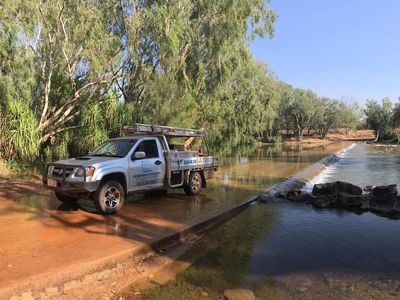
[128,138,166,191]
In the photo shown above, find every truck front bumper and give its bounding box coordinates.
[43,163,100,195]
[43,178,100,194]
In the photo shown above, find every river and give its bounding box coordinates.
[135,143,400,300]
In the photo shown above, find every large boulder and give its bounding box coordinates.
[312,182,336,196]
[336,181,362,195]
[372,184,398,198]
[312,181,362,196]
[366,192,396,213]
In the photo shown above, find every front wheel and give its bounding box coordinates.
[93,180,125,214]
[184,171,203,195]
[55,192,79,204]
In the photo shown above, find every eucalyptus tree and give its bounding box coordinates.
[289,88,317,141]
[0,0,123,159]
[364,98,393,141]
[319,99,340,139]
[391,99,400,143]
[116,0,277,134]
[276,82,295,135]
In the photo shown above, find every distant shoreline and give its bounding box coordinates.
[259,129,375,147]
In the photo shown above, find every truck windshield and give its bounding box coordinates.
[89,139,137,157]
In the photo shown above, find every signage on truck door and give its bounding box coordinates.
[129,139,165,190]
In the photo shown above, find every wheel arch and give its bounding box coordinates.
[100,172,127,194]
[185,169,207,188]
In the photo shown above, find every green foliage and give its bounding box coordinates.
[75,104,109,155]
[42,131,70,161]
[364,98,393,141]
[261,135,282,144]
[0,100,39,160]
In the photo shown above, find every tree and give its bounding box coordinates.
[364,98,393,141]
[0,1,122,159]
[392,99,400,143]
[117,0,277,135]
[289,89,316,141]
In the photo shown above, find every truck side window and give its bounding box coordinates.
[135,140,159,159]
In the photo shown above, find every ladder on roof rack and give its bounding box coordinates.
[123,123,207,137]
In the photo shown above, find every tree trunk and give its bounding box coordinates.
[298,127,303,141]
[321,127,328,139]
[374,129,380,142]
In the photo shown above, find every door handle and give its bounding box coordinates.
[155,160,162,165]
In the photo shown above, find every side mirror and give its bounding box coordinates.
[133,151,146,160]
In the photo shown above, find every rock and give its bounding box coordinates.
[276,192,286,199]
[312,182,336,196]
[310,195,334,208]
[372,185,398,198]
[223,289,255,300]
[367,191,397,213]
[336,192,363,207]
[201,291,209,297]
[287,193,312,202]
[336,181,362,195]
[364,185,374,193]
[393,198,400,212]
[361,202,371,210]
[287,189,302,198]
[312,181,362,196]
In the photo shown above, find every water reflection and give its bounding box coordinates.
[142,201,400,299]
[141,204,280,299]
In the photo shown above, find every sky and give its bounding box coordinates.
[251,0,400,105]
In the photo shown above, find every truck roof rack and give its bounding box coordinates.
[123,123,207,137]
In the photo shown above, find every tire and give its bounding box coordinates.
[93,180,125,214]
[184,171,203,195]
[55,192,79,204]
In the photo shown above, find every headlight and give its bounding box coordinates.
[75,167,96,177]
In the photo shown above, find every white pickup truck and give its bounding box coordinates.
[44,124,219,214]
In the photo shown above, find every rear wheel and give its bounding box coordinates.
[55,192,79,204]
[184,171,203,195]
[93,180,125,214]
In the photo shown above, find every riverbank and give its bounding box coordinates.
[282,129,375,146]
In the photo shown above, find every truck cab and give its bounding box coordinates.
[44,124,219,214]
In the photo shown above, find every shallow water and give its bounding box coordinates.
[310,143,400,187]
[205,143,350,205]
[139,144,400,300]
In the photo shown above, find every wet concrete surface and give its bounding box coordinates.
[0,190,228,294]
[0,143,349,298]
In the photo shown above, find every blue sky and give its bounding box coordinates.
[251,0,400,105]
